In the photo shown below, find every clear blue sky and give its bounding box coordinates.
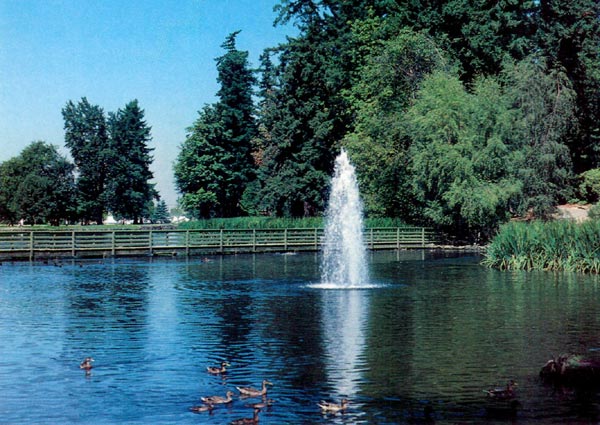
[0,0,294,209]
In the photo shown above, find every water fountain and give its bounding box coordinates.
[320,148,369,288]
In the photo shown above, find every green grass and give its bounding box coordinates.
[482,219,600,273]
[177,216,409,230]
[177,217,325,229]
[1,216,411,231]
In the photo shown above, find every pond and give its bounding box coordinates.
[1,250,600,424]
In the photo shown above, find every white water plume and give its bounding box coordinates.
[319,149,369,288]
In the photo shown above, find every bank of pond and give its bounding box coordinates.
[483,219,600,273]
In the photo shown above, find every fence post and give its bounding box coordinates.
[284,229,288,251]
[252,229,256,253]
[397,227,400,250]
[29,231,34,261]
[149,230,153,256]
[111,231,116,256]
[72,231,76,257]
[220,229,224,253]
[314,228,318,250]
[370,228,374,250]
[422,227,425,247]
[185,230,190,256]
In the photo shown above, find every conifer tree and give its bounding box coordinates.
[174,31,256,218]
[106,100,157,224]
[152,199,170,224]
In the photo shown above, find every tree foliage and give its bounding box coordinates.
[62,97,158,224]
[503,58,576,218]
[6,0,600,242]
[62,98,111,224]
[0,141,76,225]
[406,71,522,240]
[106,100,157,224]
[250,1,379,216]
[534,0,600,170]
[151,199,171,224]
[174,32,257,218]
[344,27,449,219]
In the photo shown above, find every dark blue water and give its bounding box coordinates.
[2,251,600,424]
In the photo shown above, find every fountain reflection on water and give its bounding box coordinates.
[321,290,368,398]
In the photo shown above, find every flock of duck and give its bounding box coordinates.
[79,356,532,422]
[79,358,349,424]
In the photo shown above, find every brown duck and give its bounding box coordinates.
[207,361,230,375]
[189,403,214,413]
[79,357,94,372]
[201,390,234,405]
[485,380,517,399]
[236,380,273,398]
[318,398,349,413]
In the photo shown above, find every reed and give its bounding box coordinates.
[482,220,600,273]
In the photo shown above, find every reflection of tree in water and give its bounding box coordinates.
[64,261,151,352]
[257,292,324,389]
[178,254,324,377]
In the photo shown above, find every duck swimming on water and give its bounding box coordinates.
[318,398,349,413]
[485,380,517,399]
[207,361,230,375]
[79,357,94,372]
[201,391,234,405]
[236,380,273,397]
[189,404,214,413]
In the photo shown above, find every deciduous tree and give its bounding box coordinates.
[0,141,76,225]
[62,97,110,224]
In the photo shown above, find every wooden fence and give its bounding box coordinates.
[0,227,436,260]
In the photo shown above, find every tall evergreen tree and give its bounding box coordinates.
[215,31,257,216]
[428,0,536,81]
[62,97,110,224]
[535,0,600,171]
[174,32,256,218]
[152,199,170,224]
[106,100,157,224]
[255,1,376,216]
[504,57,576,218]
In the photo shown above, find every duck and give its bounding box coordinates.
[201,390,234,405]
[236,380,273,397]
[79,357,94,372]
[484,380,517,399]
[207,361,230,375]
[230,407,260,424]
[189,403,214,413]
[318,398,349,413]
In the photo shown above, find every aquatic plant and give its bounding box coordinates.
[483,220,600,273]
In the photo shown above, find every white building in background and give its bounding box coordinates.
[104,214,134,225]
[171,215,190,224]
[104,214,118,225]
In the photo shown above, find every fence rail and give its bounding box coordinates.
[0,227,436,260]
